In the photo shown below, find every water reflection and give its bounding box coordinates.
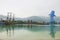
[50,24,56,39]
[5,25,14,36]
[0,24,60,37]
[0,24,48,36]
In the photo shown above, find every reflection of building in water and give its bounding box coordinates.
[49,10,56,39]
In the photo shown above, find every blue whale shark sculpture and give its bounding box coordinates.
[49,10,55,23]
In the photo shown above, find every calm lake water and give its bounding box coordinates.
[0,24,60,40]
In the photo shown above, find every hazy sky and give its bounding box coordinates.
[0,0,60,18]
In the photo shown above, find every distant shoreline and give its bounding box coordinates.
[15,24,60,26]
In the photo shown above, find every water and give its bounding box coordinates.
[0,24,60,40]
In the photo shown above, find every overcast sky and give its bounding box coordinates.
[0,0,60,18]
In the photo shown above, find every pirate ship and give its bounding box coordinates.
[3,12,15,25]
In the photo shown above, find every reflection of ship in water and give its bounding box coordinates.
[6,25,14,37]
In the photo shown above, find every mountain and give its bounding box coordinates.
[20,16,50,22]
[0,15,7,20]
[21,16,43,22]
[0,15,60,23]
[55,17,60,22]
[15,16,60,23]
